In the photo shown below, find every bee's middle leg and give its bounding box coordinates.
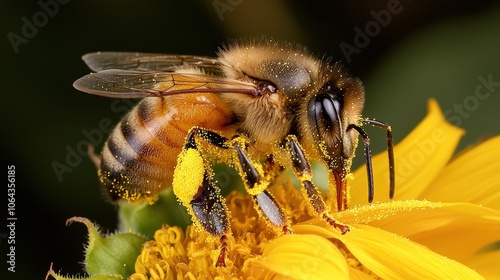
[232,139,290,234]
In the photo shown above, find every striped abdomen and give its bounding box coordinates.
[99,93,234,203]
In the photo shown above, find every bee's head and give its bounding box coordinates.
[306,62,365,169]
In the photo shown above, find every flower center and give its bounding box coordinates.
[129,178,377,279]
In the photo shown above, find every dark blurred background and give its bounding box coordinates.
[1,0,500,278]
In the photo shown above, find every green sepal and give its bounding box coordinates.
[118,188,191,239]
[68,217,146,278]
[46,263,123,280]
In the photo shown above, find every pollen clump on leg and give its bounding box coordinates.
[172,148,205,205]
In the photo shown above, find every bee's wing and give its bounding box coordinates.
[82,52,222,73]
[73,70,258,98]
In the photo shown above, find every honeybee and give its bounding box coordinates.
[74,38,394,267]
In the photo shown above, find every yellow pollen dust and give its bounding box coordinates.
[241,162,268,196]
[172,148,205,205]
[129,176,375,279]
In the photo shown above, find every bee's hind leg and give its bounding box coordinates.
[172,127,231,267]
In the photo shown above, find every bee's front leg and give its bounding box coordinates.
[283,135,349,234]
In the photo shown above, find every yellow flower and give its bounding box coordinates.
[128,99,500,280]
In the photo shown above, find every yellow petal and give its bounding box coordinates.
[343,225,484,279]
[246,234,349,280]
[297,224,484,279]
[362,201,500,263]
[463,250,500,280]
[348,267,378,280]
[350,99,465,206]
[420,136,500,210]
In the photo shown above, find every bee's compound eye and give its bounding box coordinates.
[309,93,342,133]
[307,90,345,163]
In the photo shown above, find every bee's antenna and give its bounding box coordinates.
[347,124,374,202]
[360,119,395,199]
